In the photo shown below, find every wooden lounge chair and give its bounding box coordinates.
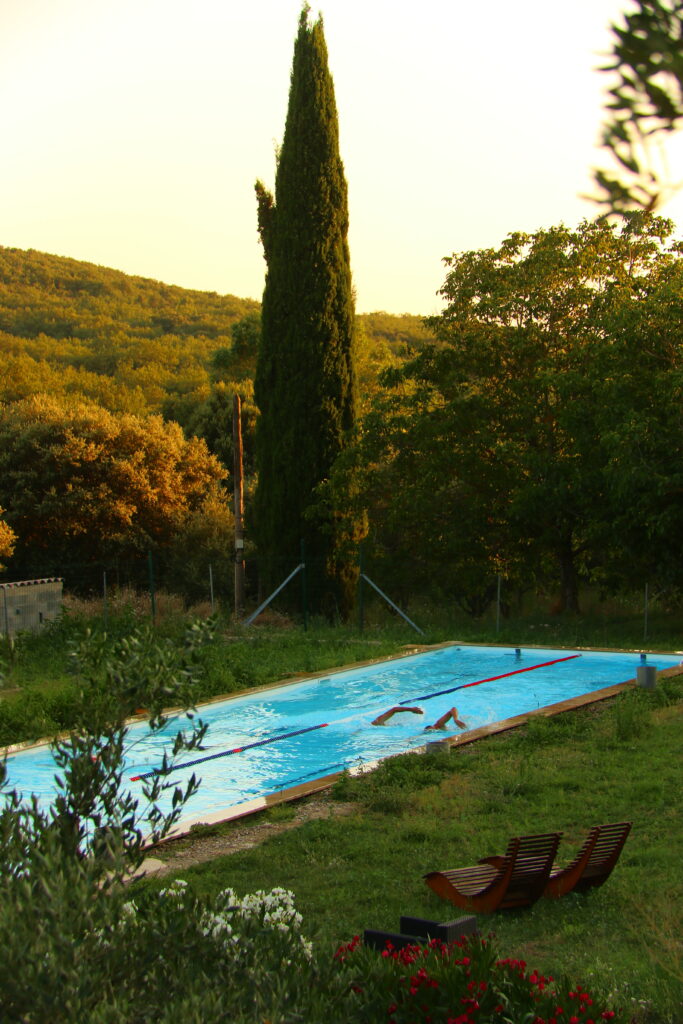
[424,832,562,914]
[543,821,632,899]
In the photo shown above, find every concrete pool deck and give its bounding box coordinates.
[153,654,683,845]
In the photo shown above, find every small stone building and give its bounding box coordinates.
[0,578,64,637]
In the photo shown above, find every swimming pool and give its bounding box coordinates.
[4,644,680,831]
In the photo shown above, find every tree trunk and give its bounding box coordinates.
[556,540,581,614]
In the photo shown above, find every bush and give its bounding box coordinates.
[0,872,355,1022]
[334,933,622,1024]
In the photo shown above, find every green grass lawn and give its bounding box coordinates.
[146,678,683,1023]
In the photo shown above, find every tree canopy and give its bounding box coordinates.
[0,395,228,572]
[338,216,683,614]
[0,508,15,569]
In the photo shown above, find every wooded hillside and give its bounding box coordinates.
[0,246,430,423]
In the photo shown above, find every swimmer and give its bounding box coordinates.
[424,707,467,731]
[371,706,424,726]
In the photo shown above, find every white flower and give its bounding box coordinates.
[159,879,189,900]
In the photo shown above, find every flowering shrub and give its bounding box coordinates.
[103,880,317,1006]
[1,877,342,1022]
[334,933,622,1024]
[151,879,314,964]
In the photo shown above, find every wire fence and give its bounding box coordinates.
[0,550,676,643]
[0,550,344,632]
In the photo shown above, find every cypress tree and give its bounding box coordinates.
[254,5,357,618]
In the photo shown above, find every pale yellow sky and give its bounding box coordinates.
[2,0,681,314]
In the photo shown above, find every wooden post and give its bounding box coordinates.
[233,394,246,616]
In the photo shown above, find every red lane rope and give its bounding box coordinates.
[399,654,581,705]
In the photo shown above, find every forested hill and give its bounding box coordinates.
[0,246,258,418]
[0,246,433,422]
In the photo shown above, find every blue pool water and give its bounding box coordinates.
[4,644,679,828]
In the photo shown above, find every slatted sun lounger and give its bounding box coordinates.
[424,831,562,913]
[543,821,632,898]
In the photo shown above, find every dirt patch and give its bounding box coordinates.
[146,794,357,877]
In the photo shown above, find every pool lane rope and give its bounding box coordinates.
[130,714,362,781]
[398,653,581,704]
[130,652,581,782]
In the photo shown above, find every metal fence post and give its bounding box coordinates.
[300,539,308,631]
[358,545,365,633]
[643,582,649,643]
[148,551,156,625]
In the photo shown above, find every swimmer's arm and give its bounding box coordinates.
[371,706,424,726]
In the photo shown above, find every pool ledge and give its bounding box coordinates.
[152,665,682,846]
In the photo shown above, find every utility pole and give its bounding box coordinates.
[233,393,245,616]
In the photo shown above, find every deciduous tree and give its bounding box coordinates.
[0,507,15,569]
[0,395,227,570]
[345,216,683,613]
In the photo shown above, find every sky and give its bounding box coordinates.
[2,0,682,316]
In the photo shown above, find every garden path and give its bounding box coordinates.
[135,794,356,879]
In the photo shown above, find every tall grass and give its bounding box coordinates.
[0,608,414,745]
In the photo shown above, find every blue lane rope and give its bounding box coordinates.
[130,721,330,781]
